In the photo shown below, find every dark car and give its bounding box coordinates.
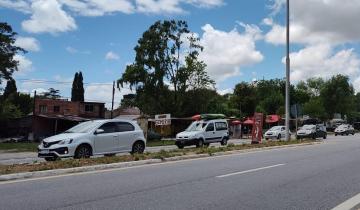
[296,124,327,140]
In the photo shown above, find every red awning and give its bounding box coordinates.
[265,115,281,123]
[231,120,242,125]
[191,114,201,121]
[243,119,254,125]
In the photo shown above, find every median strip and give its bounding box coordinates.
[0,140,319,182]
[216,164,286,178]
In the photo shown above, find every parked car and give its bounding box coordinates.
[38,119,146,161]
[147,130,162,141]
[175,119,229,149]
[296,124,327,140]
[334,124,355,136]
[264,126,291,140]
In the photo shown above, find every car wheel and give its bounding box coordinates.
[132,141,145,154]
[335,133,337,136]
[196,139,204,148]
[74,144,92,159]
[44,157,58,161]
[312,134,316,139]
[221,138,228,146]
[277,134,281,140]
[323,134,327,139]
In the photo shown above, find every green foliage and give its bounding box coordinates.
[2,78,17,99]
[41,88,61,99]
[0,22,25,83]
[71,71,84,102]
[231,82,257,116]
[303,98,327,120]
[118,20,214,116]
[0,100,22,119]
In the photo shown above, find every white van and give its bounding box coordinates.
[175,119,229,149]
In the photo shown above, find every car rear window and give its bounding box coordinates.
[215,122,228,131]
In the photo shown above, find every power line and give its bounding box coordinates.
[16,79,132,89]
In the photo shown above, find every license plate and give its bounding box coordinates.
[39,149,49,154]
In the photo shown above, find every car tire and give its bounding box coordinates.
[196,139,204,148]
[277,134,281,140]
[74,144,92,159]
[335,134,337,136]
[312,134,316,139]
[323,134,327,139]
[44,157,58,161]
[131,141,145,154]
[221,138,228,146]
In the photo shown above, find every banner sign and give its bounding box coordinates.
[251,113,264,144]
[155,114,171,126]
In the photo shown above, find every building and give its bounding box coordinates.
[1,99,105,141]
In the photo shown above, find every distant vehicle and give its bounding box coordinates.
[38,119,146,161]
[334,124,355,136]
[264,126,290,140]
[147,130,162,141]
[175,119,229,149]
[297,124,327,140]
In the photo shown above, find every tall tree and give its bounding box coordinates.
[118,20,213,116]
[0,22,25,83]
[42,88,61,99]
[3,78,17,99]
[71,71,84,102]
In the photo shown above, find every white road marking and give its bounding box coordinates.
[332,193,360,210]
[216,164,286,178]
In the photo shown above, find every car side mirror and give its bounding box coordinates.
[95,129,104,135]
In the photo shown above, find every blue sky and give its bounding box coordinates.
[1,0,360,108]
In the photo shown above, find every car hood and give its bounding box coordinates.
[43,133,86,143]
[297,129,313,134]
[177,131,202,137]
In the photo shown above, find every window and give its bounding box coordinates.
[85,104,94,112]
[39,105,47,114]
[206,123,214,132]
[116,122,135,132]
[98,122,117,134]
[215,122,228,131]
[53,106,60,113]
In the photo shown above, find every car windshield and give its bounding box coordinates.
[337,125,348,129]
[269,126,282,131]
[64,121,101,133]
[301,125,315,130]
[185,121,207,131]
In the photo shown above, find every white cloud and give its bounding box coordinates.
[60,0,134,16]
[0,0,31,13]
[135,0,184,14]
[105,51,120,60]
[21,0,77,34]
[186,0,224,8]
[199,23,263,82]
[217,88,233,95]
[265,0,360,45]
[13,54,33,75]
[65,46,90,54]
[15,36,40,52]
[85,84,134,109]
[284,44,360,83]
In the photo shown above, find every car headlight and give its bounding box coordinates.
[58,139,73,145]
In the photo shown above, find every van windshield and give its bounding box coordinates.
[185,122,207,131]
[301,125,315,130]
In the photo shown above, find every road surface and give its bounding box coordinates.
[0,139,250,165]
[1,135,360,209]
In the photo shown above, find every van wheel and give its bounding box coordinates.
[196,139,204,148]
[74,145,92,159]
[45,157,58,161]
[132,141,145,154]
[323,134,327,139]
[277,134,281,140]
[177,144,184,149]
[221,138,228,146]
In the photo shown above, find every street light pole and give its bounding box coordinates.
[285,0,291,141]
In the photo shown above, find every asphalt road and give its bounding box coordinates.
[0,139,250,165]
[1,135,360,210]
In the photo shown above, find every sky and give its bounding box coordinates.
[1,0,360,108]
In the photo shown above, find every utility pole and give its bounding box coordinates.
[285,0,291,141]
[111,81,115,119]
[33,90,37,116]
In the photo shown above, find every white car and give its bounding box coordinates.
[296,124,327,139]
[175,119,229,149]
[264,126,289,140]
[335,124,355,136]
[38,119,146,161]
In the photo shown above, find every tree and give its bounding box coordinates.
[0,22,25,83]
[118,20,213,116]
[232,82,257,117]
[2,78,17,99]
[320,75,355,118]
[42,88,61,99]
[303,98,327,120]
[71,71,84,102]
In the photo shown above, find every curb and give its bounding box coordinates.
[0,142,320,182]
